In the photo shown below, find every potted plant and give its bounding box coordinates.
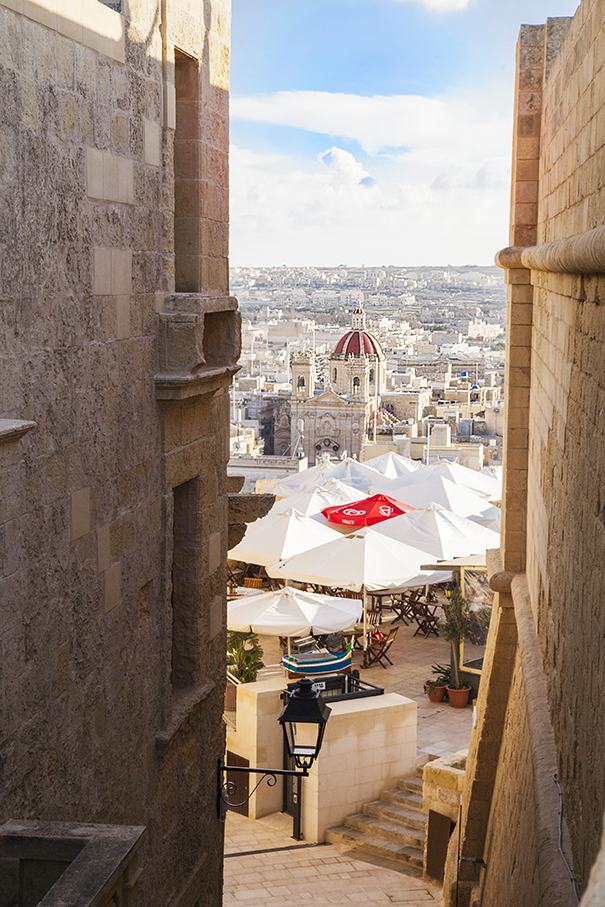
[424,663,450,703]
[226,630,265,684]
[438,587,472,708]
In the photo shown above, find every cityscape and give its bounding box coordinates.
[229,264,506,491]
[2,1,604,907]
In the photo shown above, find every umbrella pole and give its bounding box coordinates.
[363,585,368,651]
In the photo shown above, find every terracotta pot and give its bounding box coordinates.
[424,682,447,703]
[447,685,471,708]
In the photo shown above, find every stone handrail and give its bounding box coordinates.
[496,224,605,273]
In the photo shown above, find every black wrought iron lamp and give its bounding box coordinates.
[218,678,331,839]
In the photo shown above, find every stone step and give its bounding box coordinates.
[363,799,427,832]
[325,825,424,869]
[381,787,424,812]
[399,775,423,795]
[343,813,425,849]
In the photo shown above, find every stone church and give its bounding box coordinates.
[290,306,387,462]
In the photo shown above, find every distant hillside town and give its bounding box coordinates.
[230,266,506,491]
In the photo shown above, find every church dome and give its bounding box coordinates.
[333,329,385,358]
[333,304,385,359]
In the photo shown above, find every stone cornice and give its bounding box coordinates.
[496,224,605,273]
[0,419,36,444]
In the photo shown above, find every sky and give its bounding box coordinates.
[229,0,580,268]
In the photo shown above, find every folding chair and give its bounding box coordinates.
[363,627,399,669]
[243,577,262,589]
[411,600,440,639]
[390,587,423,624]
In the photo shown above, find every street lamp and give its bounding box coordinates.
[218,678,331,840]
[279,678,331,770]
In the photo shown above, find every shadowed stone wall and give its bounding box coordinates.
[0,1,237,905]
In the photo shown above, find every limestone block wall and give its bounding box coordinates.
[451,3,605,903]
[226,680,418,843]
[0,1,236,905]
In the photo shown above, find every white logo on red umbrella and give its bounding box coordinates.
[378,506,393,516]
[342,508,366,516]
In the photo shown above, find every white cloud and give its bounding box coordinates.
[229,88,513,266]
[230,89,510,164]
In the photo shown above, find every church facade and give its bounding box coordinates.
[290,308,386,462]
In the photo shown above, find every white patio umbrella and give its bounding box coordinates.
[265,460,336,497]
[227,586,362,636]
[416,461,502,501]
[266,526,440,647]
[369,475,501,525]
[268,482,361,517]
[364,451,425,479]
[228,509,342,568]
[324,457,384,494]
[372,503,501,560]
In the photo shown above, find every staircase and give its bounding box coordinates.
[325,770,426,871]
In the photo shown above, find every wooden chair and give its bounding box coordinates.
[363,627,399,669]
[350,607,382,650]
[390,587,423,624]
[243,577,263,589]
[411,600,440,639]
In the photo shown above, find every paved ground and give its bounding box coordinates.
[224,603,482,904]
[224,810,443,906]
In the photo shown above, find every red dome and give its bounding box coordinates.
[333,329,385,358]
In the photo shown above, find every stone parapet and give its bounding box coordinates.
[0,820,145,907]
[496,224,605,273]
[422,751,467,823]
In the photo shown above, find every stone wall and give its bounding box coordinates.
[447,3,605,903]
[0,1,236,905]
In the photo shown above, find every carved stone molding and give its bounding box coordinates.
[155,294,241,400]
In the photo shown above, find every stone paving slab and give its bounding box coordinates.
[224,812,443,906]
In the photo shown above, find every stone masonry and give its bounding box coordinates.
[447,4,605,905]
[0,1,237,905]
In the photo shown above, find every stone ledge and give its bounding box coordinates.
[496,224,605,274]
[486,548,516,598]
[163,293,239,314]
[0,819,145,906]
[155,365,238,401]
[0,419,36,444]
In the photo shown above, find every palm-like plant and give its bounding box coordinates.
[226,630,265,683]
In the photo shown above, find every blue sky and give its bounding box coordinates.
[229,0,580,267]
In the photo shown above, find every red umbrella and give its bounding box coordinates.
[321,493,415,527]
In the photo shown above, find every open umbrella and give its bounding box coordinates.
[268,483,361,517]
[265,460,336,497]
[364,451,425,479]
[266,526,440,647]
[369,476,500,525]
[228,509,342,568]
[372,503,501,560]
[323,457,384,494]
[322,493,415,527]
[227,586,362,636]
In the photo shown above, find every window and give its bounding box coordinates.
[353,376,360,394]
[369,369,375,383]
[333,368,337,383]
[171,478,203,689]
[174,51,200,292]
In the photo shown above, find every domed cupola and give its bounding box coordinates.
[333,306,385,360]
